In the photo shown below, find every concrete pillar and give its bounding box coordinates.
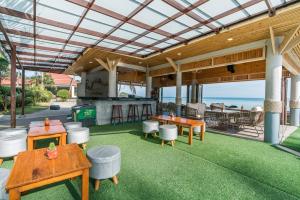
[264,37,283,144]
[290,75,300,126]
[78,72,86,97]
[21,67,25,115]
[191,72,197,103]
[108,68,117,97]
[146,68,152,98]
[176,69,182,116]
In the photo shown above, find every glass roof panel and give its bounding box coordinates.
[80,18,112,35]
[176,15,199,27]
[245,2,268,15]
[0,15,33,31]
[164,39,178,44]
[135,37,157,45]
[147,0,179,17]
[97,41,120,49]
[8,34,33,45]
[119,46,139,53]
[56,59,73,63]
[218,11,247,25]
[119,23,147,35]
[145,32,166,41]
[179,30,201,39]
[110,29,138,40]
[154,42,171,49]
[70,33,98,45]
[94,0,139,17]
[36,22,72,34]
[37,2,81,26]
[64,45,84,52]
[36,27,70,40]
[159,21,188,34]
[270,0,284,7]
[101,39,123,46]
[0,0,33,14]
[85,10,121,27]
[236,0,252,4]
[197,0,236,17]
[136,50,149,55]
[132,7,166,27]
[36,39,64,49]
[125,44,142,50]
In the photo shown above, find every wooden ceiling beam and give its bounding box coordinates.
[282,35,300,53]
[166,57,178,72]
[269,26,276,54]
[283,53,300,75]
[95,58,110,71]
[280,24,300,53]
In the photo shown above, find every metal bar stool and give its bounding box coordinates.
[127,104,139,122]
[111,105,123,125]
[141,104,152,120]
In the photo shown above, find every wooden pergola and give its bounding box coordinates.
[0,0,300,144]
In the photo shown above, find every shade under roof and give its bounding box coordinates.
[0,0,297,72]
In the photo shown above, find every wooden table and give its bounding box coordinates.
[152,115,206,145]
[27,125,67,151]
[6,144,91,200]
[29,120,62,127]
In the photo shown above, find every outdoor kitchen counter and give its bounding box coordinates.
[77,97,157,125]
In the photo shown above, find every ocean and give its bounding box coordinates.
[161,97,266,110]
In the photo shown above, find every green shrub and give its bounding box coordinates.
[57,89,69,101]
[25,86,53,105]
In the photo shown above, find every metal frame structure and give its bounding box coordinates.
[0,0,297,72]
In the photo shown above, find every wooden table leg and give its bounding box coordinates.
[0,158,3,165]
[27,137,33,151]
[188,127,193,145]
[200,124,205,141]
[82,168,89,200]
[61,134,67,145]
[9,188,21,200]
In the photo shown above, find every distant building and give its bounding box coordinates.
[0,77,32,87]
[49,73,77,98]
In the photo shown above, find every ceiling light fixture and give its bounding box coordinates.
[227,38,233,41]
[177,52,182,56]
[89,61,93,64]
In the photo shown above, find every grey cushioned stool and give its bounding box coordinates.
[87,145,121,191]
[67,127,89,150]
[0,128,27,165]
[64,122,82,130]
[159,125,177,147]
[143,120,159,138]
[0,168,10,200]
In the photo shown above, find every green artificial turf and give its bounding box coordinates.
[282,128,300,152]
[2,123,300,200]
[0,105,48,115]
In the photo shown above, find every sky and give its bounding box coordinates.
[127,80,291,99]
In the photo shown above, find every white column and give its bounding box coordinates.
[191,72,197,103]
[77,72,86,97]
[108,68,117,97]
[290,75,300,126]
[264,37,283,144]
[176,67,182,116]
[146,68,152,98]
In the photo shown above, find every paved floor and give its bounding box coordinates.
[0,99,76,130]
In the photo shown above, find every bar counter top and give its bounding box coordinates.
[78,97,157,101]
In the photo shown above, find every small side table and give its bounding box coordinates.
[27,125,67,151]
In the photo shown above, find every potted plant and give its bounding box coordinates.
[44,117,50,126]
[46,142,58,159]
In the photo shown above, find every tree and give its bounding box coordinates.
[0,86,10,111]
[0,54,9,86]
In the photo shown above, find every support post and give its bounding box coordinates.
[176,67,182,116]
[10,45,16,128]
[21,67,25,115]
[160,87,163,102]
[108,68,117,97]
[264,37,283,144]
[290,74,300,126]
[191,72,197,103]
[186,85,190,104]
[146,67,152,98]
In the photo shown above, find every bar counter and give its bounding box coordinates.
[77,97,157,125]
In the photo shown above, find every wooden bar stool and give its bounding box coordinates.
[127,104,139,122]
[141,104,153,120]
[111,105,123,125]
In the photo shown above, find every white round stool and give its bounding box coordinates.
[0,168,10,200]
[193,123,206,135]
[159,125,177,147]
[64,122,82,130]
[67,127,89,149]
[143,120,159,138]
